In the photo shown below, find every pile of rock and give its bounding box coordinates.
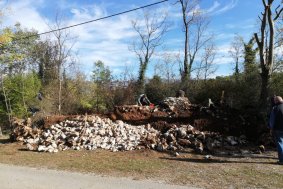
[154,125,247,153]
[161,97,191,112]
[11,115,247,153]
[158,97,199,118]
[12,115,159,153]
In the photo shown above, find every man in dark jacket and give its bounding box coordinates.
[138,94,151,106]
[270,96,283,164]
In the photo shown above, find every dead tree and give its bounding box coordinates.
[254,0,283,109]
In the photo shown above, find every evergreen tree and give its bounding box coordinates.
[243,37,258,74]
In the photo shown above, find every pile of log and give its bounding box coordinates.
[11,115,247,153]
[10,118,42,142]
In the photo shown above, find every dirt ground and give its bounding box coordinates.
[0,136,282,189]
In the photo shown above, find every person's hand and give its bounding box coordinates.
[270,129,273,135]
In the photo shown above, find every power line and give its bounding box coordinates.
[12,0,169,42]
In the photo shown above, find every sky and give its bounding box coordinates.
[0,0,279,79]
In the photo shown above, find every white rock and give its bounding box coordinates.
[38,145,46,152]
[26,143,34,151]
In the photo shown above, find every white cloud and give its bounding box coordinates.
[64,6,139,70]
[2,0,242,78]
[225,19,256,30]
[206,1,221,13]
[206,0,238,15]
[2,0,48,32]
[3,0,141,75]
[214,56,233,65]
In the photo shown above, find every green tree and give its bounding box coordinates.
[59,72,94,114]
[145,75,165,104]
[241,37,261,109]
[243,37,258,74]
[0,24,39,124]
[92,60,113,112]
[0,28,14,125]
[92,60,112,85]
[1,72,41,118]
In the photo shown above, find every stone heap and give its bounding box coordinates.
[158,97,198,118]
[161,97,191,111]
[155,124,247,153]
[12,115,159,153]
[11,115,247,153]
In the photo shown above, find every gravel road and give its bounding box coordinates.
[0,163,200,189]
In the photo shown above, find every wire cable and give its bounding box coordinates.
[12,0,169,42]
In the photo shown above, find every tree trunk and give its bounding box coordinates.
[260,69,270,109]
[182,25,189,83]
[20,73,28,117]
[58,76,62,115]
[137,61,148,94]
[1,74,12,128]
[254,0,282,111]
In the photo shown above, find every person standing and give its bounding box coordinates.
[269,96,283,165]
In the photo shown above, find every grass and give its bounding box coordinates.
[0,135,283,189]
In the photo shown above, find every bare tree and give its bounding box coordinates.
[196,42,217,81]
[130,10,168,93]
[177,0,212,84]
[46,13,77,114]
[154,52,178,84]
[229,35,244,79]
[254,0,283,108]
[119,63,135,87]
[272,13,283,72]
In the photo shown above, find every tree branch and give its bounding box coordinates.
[254,33,261,48]
[262,0,267,7]
[274,6,283,20]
